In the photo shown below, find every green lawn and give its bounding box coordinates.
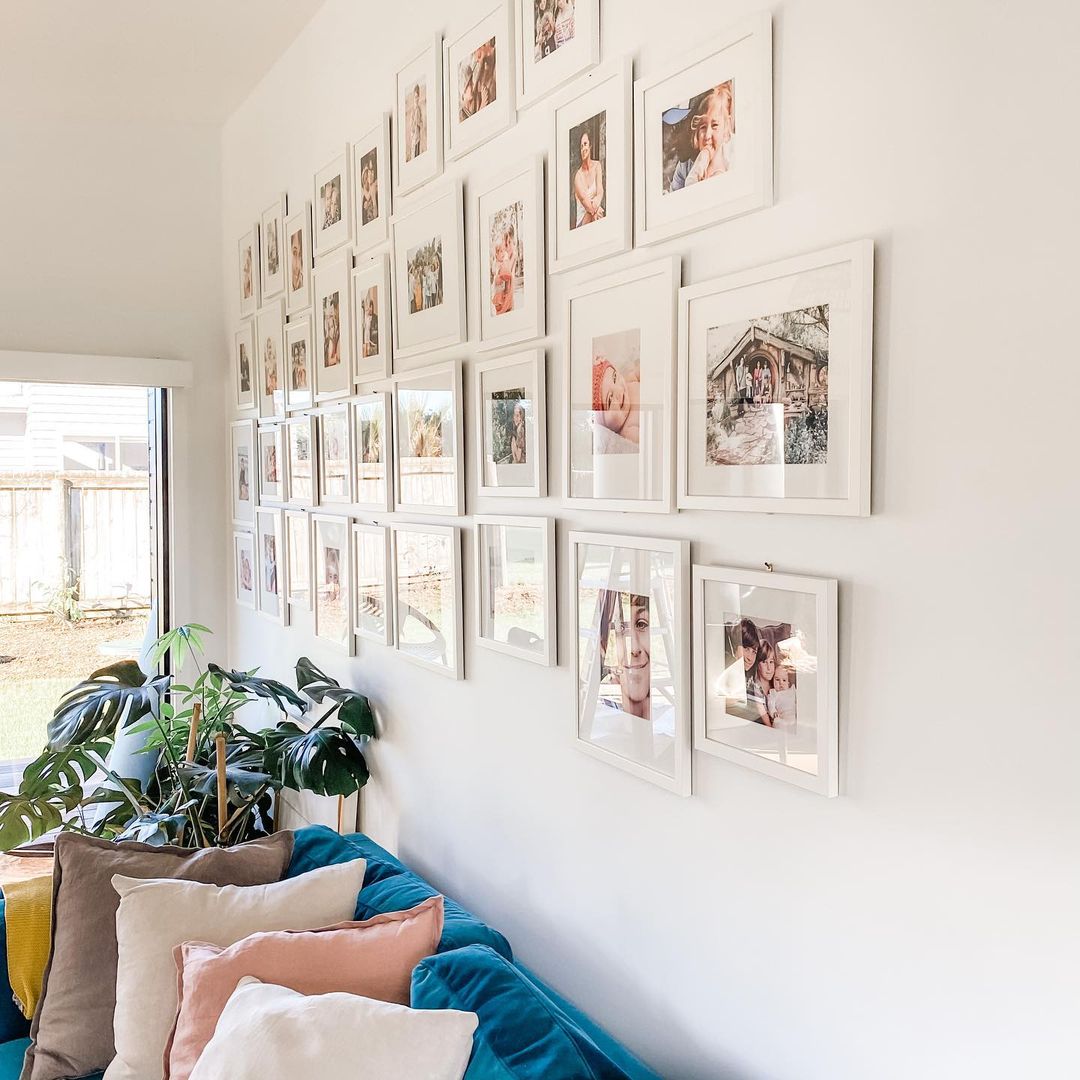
[0,678,69,761]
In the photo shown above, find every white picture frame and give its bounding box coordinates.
[353,522,394,646]
[313,148,352,258]
[260,193,287,300]
[390,181,467,366]
[284,508,312,611]
[257,422,285,504]
[352,392,393,513]
[392,521,463,679]
[393,361,464,516]
[564,256,679,512]
[316,402,354,507]
[238,225,261,318]
[312,513,354,655]
[351,254,392,384]
[634,14,773,248]
[284,202,314,316]
[352,113,392,255]
[515,0,599,110]
[313,253,354,401]
[475,154,546,351]
[230,419,257,526]
[233,529,256,609]
[693,565,838,797]
[475,515,556,667]
[254,507,288,625]
[255,299,286,419]
[548,57,632,275]
[677,239,874,517]
[475,349,546,498]
[234,321,256,412]
[285,413,319,508]
[394,35,444,199]
[284,316,314,413]
[569,530,691,796]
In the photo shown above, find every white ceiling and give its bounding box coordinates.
[0,0,327,124]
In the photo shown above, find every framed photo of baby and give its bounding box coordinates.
[284,203,313,316]
[312,254,353,401]
[395,36,443,198]
[634,13,772,246]
[693,564,838,796]
[515,0,599,109]
[313,149,352,257]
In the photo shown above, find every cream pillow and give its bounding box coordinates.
[189,977,477,1080]
[104,858,366,1080]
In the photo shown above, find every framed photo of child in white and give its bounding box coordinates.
[351,255,392,384]
[260,194,287,300]
[353,523,393,646]
[284,509,312,611]
[285,414,318,508]
[352,114,391,256]
[284,203,313,316]
[284,317,313,413]
[475,349,546,498]
[255,507,288,626]
[235,321,256,412]
[352,392,393,513]
[634,14,772,247]
[312,513,354,655]
[564,257,678,512]
[394,36,444,199]
[570,531,690,795]
[693,565,838,797]
[516,0,599,110]
[313,254,354,401]
[394,362,463,516]
[238,225,260,318]
[313,149,352,258]
[255,300,286,419]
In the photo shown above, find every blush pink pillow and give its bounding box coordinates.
[163,895,444,1080]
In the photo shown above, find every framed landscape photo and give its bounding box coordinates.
[231,419,257,526]
[284,509,312,610]
[313,253,354,401]
[284,317,313,413]
[255,299,286,419]
[548,58,632,274]
[254,507,288,625]
[392,522,462,679]
[316,403,354,507]
[353,522,393,646]
[313,148,352,258]
[353,392,393,513]
[238,225,260,318]
[394,36,444,199]
[284,202,313,316]
[570,531,690,795]
[475,349,546,498]
[351,255,392,384]
[693,565,838,797]
[257,423,284,504]
[476,515,555,666]
[390,181,466,365]
[352,114,391,255]
[475,155,545,351]
[394,362,463,516]
[677,240,874,516]
[234,321,256,411]
[260,193,287,300]
[312,513,354,654]
[516,0,599,109]
[565,257,679,512]
[233,530,256,609]
[285,413,318,508]
[634,14,773,247]
[445,1,515,161]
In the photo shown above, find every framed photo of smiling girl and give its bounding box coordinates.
[564,256,679,513]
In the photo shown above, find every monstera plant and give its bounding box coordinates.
[0,624,376,851]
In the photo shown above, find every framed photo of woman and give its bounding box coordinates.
[257,423,284,504]
[352,392,393,513]
[284,509,312,611]
[693,564,838,797]
[255,299,286,419]
[260,193,287,300]
[475,155,545,351]
[238,225,260,318]
[677,240,874,516]
[233,530,256,610]
[254,507,288,626]
[475,349,546,498]
[284,203,313,316]
[353,523,393,646]
[444,1,515,161]
[312,253,354,401]
[234,321,256,412]
[570,531,691,795]
[634,14,773,247]
[285,413,318,508]
[352,114,391,256]
[394,36,444,199]
[313,148,352,258]
[515,0,599,110]
[351,255,392,384]
[564,257,678,512]
[316,403,354,507]
[230,419,257,526]
[548,58,632,274]
[312,513,354,655]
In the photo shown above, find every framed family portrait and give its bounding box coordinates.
[230,419,257,526]
[444,1,515,161]
[391,181,466,364]
[677,240,874,516]
[284,509,312,610]
[693,565,838,797]
[285,413,318,508]
[255,299,286,419]
[353,523,393,646]
[352,114,391,255]
[516,0,599,109]
[565,257,679,512]
[238,225,260,318]
[475,349,546,498]
[254,507,288,625]
[634,14,773,247]
[353,392,393,513]
[475,155,546,351]
[316,403,354,507]
[233,530,256,609]
[313,254,354,401]
[234,321,256,411]
[570,531,690,795]
[284,317,313,413]
[392,522,462,679]
[260,194,287,300]
[351,255,392,383]
[313,149,352,258]
[312,513,354,654]
[257,423,284,504]
[476,515,556,666]
[394,36,443,198]
[284,202,313,316]
[549,58,632,274]
[394,362,464,516]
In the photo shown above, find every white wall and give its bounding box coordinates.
[221,1,1080,1076]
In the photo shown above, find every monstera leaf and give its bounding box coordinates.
[116,809,193,847]
[0,788,82,850]
[176,760,276,803]
[48,662,169,748]
[206,665,307,715]
[18,743,111,797]
[263,722,370,797]
[294,658,376,738]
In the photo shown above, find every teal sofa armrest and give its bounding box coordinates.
[0,900,32,1043]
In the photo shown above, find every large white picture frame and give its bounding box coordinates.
[313,253,354,401]
[260,193,287,300]
[313,148,352,258]
[285,413,318,508]
[255,299,286,419]
[284,202,313,316]
[352,392,393,513]
[351,254,392,384]
[257,422,284,504]
[284,508,312,611]
[352,113,392,256]
[284,316,314,414]
[475,348,546,498]
[234,321,256,412]
[394,35,444,199]
[312,512,354,655]
[233,529,256,609]
[316,402,354,507]
[238,224,260,318]
[353,522,394,646]
[515,0,599,110]
[230,419,257,526]
[254,507,288,626]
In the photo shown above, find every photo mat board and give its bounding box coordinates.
[260,194,287,300]
[312,513,354,654]
[234,530,256,609]
[255,300,286,419]
[285,413,319,508]
[352,114,392,255]
[255,507,288,625]
[284,509,312,610]
[515,0,600,109]
[231,419,257,525]
[284,203,314,316]
[284,317,314,414]
[238,225,261,318]
[395,36,444,198]
[475,348,546,498]
[353,522,394,646]
[351,254,392,383]
[313,149,352,258]
[257,423,284,504]
[235,321,256,411]
[313,254,354,401]
[353,392,393,513]
[317,403,354,507]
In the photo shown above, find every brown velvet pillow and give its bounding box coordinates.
[20,830,294,1080]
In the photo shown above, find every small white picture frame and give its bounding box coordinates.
[515,0,599,109]
[394,36,444,199]
[285,413,319,508]
[693,564,838,797]
[284,316,314,413]
[233,529,256,609]
[284,508,312,611]
[475,154,546,351]
[392,521,463,679]
[475,349,546,498]
[234,321,256,412]
[238,225,261,318]
[257,423,285,504]
[393,361,464,516]
[352,114,392,256]
[351,255,392,384]
[313,148,353,258]
[254,507,288,625]
[284,202,314,316]
[634,14,773,248]
[255,299,286,419]
[312,512,354,655]
[316,403,354,507]
[352,392,393,513]
[313,253,354,401]
[230,419,257,526]
[476,515,556,666]
[260,193,287,300]
[353,522,394,646]
[548,57,632,275]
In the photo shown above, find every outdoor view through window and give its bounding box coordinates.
[0,382,156,787]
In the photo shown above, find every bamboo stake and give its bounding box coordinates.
[185,702,201,762]
[215,733,228,838]
[336,795,345,834]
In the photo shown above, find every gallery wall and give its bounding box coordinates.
[220,1,1079,1077]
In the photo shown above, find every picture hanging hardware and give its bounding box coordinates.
[764,562,774,573]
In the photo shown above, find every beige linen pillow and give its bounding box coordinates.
[103,857,367,1080]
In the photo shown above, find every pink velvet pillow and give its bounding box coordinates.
[163,895,444,1080]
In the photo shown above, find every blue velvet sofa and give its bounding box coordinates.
[0,827,659,1079]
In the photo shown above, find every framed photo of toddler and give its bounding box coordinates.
[394,36,444,199]
[634,14,773,247]
[352,114,391,256]
[515,0,600,110]
[353,522,394,646]
[677,239,874,516]
[284,317,313,414]
[474,155,545,352]
[312,513,354,655]
[351,255,392,384]
[254,507,288,626]
[313,148,352,259]
[284,509,312,611]
[255,300,286,419]
[564,257,678,513]
[312,254,354,401]
[475,349,546,498]
[316,403,354,507]
[260,194,287,300]
[693,565,838,797]
[238,225,260,318]
[234,530,257,610]
[234,321,256,412]
[285,413,319,508]
[569,531,691,796]
[284,203,313,316]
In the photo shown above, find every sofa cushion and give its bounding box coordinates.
[288,826,408,886]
